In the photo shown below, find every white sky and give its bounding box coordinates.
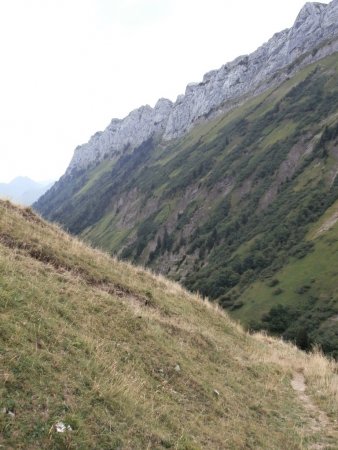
[0,0,330,183]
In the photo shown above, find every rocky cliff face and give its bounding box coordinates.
[67,0,338,173]
[69,98,173,172]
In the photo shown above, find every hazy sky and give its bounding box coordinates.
[0,0,330,183]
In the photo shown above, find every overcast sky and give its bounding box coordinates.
[0,0,330,183]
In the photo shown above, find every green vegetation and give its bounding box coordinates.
[35,52,338,357]
[233,214,338,359]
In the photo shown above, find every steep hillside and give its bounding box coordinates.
[0,200,338,449]
[36,49,338,357]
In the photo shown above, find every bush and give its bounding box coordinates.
[272,288,283,296]
[262,305,297,333]
[267,278,279,287]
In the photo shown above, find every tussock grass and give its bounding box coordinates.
[0,200,337,449]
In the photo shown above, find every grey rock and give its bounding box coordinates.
[1,408,15,418]
[55,421,72,432]
[66,0,338,174]
[163,0,338,139]
[67,98,172,173]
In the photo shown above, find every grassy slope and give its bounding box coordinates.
[1,200,337,449]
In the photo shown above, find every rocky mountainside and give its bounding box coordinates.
[1,200,338,449]
[35,1,338,357]
[65,0,338,173]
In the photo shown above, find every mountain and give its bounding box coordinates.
[35,1,338,357]
[1,200,337,448]
[56,0,338,176]
[0,177,54,205]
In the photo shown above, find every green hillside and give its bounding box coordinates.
[1,200,338,449]
[35,52,338,357]
[232,199,338,354]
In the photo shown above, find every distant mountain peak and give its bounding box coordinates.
[0,177,54,205]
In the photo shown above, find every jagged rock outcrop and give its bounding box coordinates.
[67,0,338,173]
[163,0,338,139]
[68,98,172,173]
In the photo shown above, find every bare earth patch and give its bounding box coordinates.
[313,210,338,238]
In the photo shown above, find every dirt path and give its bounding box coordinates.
[291,372,336,449]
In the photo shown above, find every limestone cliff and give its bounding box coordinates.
[66,0,338,173]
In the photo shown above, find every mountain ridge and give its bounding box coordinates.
[65,0,338,174]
